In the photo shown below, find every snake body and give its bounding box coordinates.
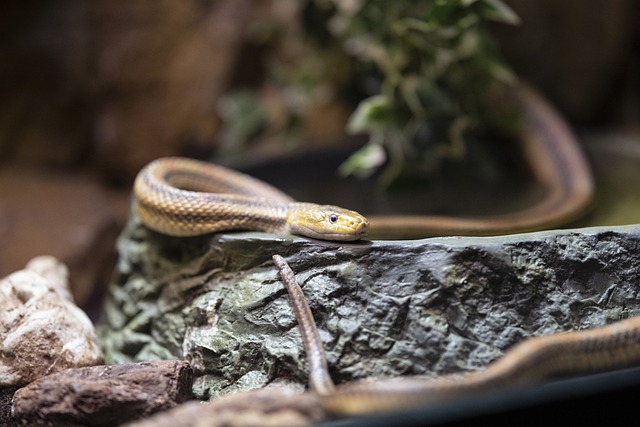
[368,84,594,238]
[134,85,592,241]
[134,157,369,241]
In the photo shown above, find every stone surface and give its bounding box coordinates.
[0,256,103,387]
[125,387,325,427]
[99,216,640,400]
[12,359,193,427]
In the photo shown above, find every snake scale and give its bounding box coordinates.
[131,85,634,416]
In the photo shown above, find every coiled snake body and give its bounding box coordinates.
[134,157,369,241]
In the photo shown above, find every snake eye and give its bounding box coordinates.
[329,214,338,223]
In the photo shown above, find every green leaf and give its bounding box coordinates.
[481,0,521,25]
[346,95,395,133]
[338,141,387,179]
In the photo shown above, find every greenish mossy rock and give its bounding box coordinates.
[98,215,640,400]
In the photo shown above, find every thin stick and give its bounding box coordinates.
[272,255,335,395]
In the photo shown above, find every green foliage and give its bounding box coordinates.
[218,0,521,187]
[317,0,521,184]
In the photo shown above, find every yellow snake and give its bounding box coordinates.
[134,157,369,241]
[134,85,593,241]
[132,84,605,416]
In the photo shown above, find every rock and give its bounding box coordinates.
[124,387,325,427]
[99,221,640,400]
[12,360,193,427]
[0,257,103,387]
[23,254,74,302]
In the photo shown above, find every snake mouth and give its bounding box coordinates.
[293,219,369,241]
[353,220,370,239]
[333,218,369,241]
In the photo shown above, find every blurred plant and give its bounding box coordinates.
[324,0,521,186]
[219,0,521,187]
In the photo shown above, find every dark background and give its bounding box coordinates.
[0,1,638,308]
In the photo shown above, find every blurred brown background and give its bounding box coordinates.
[0,1,638,312]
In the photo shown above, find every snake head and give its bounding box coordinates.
[288,204,369,241]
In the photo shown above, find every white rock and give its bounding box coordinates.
[0,256,103,387]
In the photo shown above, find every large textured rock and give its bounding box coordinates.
[99,220,640,400]
[0,256,103,387]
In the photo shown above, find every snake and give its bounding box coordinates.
[133,157,369,241]
[132,84,603,417]
[133,85,593,241]
[367,84,594,238]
